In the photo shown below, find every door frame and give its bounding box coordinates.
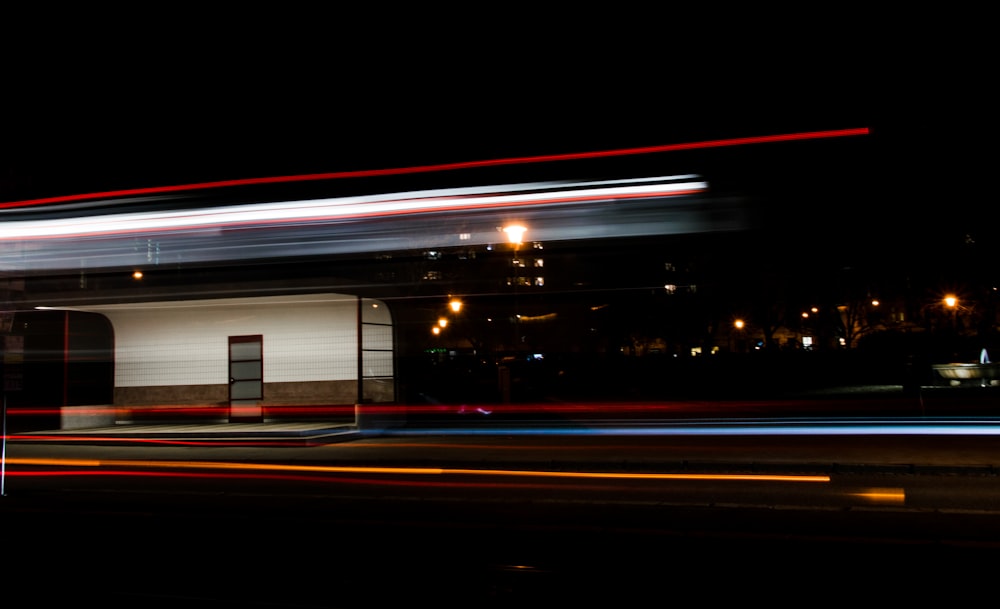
[228,334,263,423]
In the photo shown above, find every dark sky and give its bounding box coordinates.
[0,13,987,253]
[2,16,883,201]
[2,83,871,202]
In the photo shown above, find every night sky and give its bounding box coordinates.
[1,15,988,258]
[1,17,870,194]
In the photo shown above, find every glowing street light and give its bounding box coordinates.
[503,224,527,245]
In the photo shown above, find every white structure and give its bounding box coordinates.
[55,293,395,425]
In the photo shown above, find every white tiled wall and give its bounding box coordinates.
[71,294,390,387]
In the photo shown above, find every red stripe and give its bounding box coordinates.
[0,127,869,210]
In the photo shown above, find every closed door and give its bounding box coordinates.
[229,335,263,422]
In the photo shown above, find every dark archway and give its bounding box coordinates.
[3,309,114,432]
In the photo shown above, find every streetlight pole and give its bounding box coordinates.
[944,294,958,334]
[732,319,745,353]
[500,225,527,404]
[503,225,527,355]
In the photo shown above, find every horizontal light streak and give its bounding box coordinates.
[0,177,705,240]
[5,457,829,482]
[0,128,868,210]
[5,434,322,447]
[390,420,1000,436]
[848,487,906,504]
[1,401,946,420]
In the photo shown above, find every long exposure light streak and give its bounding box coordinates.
[0,176,707,240]
[0,127,868,210]
[4,456,830,482]
[389,422,1000,436]
[8,418,1000,451]
[848,487,906,504]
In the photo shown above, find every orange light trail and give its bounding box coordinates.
[5,457,830,483]
[848,487,906,504]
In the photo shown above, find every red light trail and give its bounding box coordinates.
[0,127,869,210]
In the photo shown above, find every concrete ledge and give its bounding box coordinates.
[61,405,116,430]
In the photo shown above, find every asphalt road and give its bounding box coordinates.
[6,412,1000,607]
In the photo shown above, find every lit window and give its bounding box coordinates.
[534,258,544,268]
[534,277,544,287]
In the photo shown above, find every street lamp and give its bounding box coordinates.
[731,319,745,353]
[944,294,959,333]
[503,224,527,353]
[503,224,527,247]
[431,316,448,336]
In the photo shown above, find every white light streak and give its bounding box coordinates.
[1,177,706,240]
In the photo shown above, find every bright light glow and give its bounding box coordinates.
[449,299,462,313]
[944,295,958,308]
[503,224,527,245]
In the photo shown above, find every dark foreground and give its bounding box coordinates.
[5,483,1000,607]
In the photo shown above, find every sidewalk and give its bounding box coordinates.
[7,420,362,448]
